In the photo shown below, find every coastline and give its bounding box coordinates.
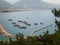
[0,8,51,13]
[0,24,15,38]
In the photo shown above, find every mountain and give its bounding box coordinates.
[0,0,60,10]
[11,0,60,9]
[12,0,53,9]
[0,0,11,9]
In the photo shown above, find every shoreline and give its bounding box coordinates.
[0,8,51,13]
[0,24,15,38]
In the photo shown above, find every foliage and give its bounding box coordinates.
[0,27,60,45]
[52,8,60,17]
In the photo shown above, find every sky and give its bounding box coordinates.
[4,0,20,4]
[42,0,60,4]
[3,0,60,5]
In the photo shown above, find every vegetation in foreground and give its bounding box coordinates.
[0,9,60,45]
[52,8,60,17]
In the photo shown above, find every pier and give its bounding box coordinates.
[29,24,53,36]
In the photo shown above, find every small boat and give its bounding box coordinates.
[27,24,31,26]
[22,21,31,26]
[19,26,27,29]
[18,20,22,22]
[23,21,28,24]
[11,22,16,24]
[40,22,43,24]
[8,19,13,21]
[14,24,20,27]
[34,23,38,25]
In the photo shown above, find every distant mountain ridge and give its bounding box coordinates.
[11,0,60,9]
[0,0,11,9]
[12,0,53,8]
[0,0,60,10]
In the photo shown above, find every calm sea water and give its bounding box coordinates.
[0,10,55,40]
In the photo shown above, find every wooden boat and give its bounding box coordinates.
[34,23,38,25]
[19,26,27,29]
[40,22,43,24]
[22,21,31,26]
[18,20,22,22]
[8,19,13,21]
[14,24,20,27]
[11,22,16,24]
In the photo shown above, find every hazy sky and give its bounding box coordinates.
[4,0,60,5]
[42,0,60,4]
[4,0,20,4]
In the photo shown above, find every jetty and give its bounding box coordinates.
[29,24,53,36]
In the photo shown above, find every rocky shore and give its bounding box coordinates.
[0,24,15,38]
